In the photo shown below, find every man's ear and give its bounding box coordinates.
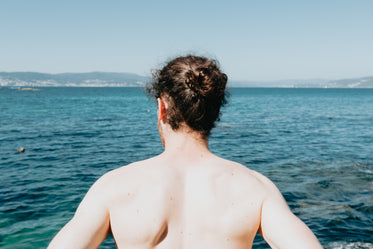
[157,98,167,123]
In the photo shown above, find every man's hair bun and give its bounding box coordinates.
[146,55,228,137]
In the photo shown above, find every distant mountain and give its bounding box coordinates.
[0,72,149,87]
[325,76,373,88]
[231,76,373,88]
[0,71,372,88]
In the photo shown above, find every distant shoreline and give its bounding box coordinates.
[3,86,373,89]
[21,87,40,91]
[1,72,372,88]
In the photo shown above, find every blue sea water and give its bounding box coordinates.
[0,87,372,248]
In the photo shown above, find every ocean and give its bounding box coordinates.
[0,87,372,248]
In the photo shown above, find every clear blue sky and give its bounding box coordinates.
[1,0,372,81]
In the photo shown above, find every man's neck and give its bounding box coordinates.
[161,128,211,162]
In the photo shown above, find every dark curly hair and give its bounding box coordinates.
[146,55,228,137]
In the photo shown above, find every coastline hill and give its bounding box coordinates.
[232,76,373,88]
[0,72,372,88]
[0,72,149,87]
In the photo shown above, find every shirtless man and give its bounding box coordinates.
[48,55,323,249]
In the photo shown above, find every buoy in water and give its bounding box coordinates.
[17,147,25,153]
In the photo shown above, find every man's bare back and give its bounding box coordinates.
[99,153,263,248]
[48,55,322,248]
[49,146,321,249]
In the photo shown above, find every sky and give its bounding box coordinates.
[0,0,372,81]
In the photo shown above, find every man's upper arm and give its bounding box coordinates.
[257,173,323,249]
[48,174,111,249]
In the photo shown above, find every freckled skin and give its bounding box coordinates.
[48,98,323,249]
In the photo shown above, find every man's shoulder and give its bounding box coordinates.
[231,163,286,202]
[86,156,165,203]
[216,158,262,181]
[216,158,279,195]
[100,156,161,182]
